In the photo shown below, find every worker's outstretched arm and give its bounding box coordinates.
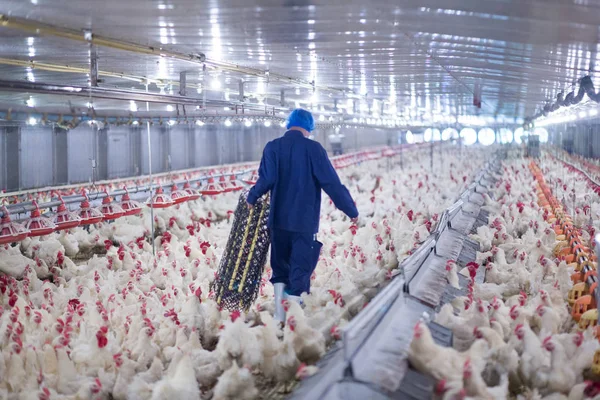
[312,145,358,218]
[247,144,276,205]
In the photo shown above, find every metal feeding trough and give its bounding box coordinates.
[200,177,224,196]
[99,192,125,220]
[24,201,56,237]
[169,184,191,204]
[0,206,29,245]
[146,186,174,209]
[53,195,82,231]
[77,194,105,225]
[119,187,143,216]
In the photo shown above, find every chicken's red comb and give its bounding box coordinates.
[230,310,241,322]
[466,262,479,268]
[542,336,552,345]
[514,323,524,332]
[519,291,527,298]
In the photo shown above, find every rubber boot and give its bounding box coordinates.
[286,294,304,308]
[273,283,287,324]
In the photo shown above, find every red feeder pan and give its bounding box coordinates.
[169,184,190,204]
[78,195,105,225]
[224,175,244,192]
[119,187,142,216]
[146,187,174,209]
[200,177,224,196]
[99,192,125,221]
[0,206,30,245]
[182,181,201,201]
[24,201,56,237]
[244,171,258,185]
[53,196,82,231]
[219,176,235,193]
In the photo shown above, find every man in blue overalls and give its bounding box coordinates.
[247,109,359,324]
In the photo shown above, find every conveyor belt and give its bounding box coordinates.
[289,154,503,400]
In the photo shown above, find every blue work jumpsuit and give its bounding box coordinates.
[247,130,358,296]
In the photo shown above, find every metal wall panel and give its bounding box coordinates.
[5,122,399,191]
[107,126,131,178]
[168,126,189,171]
[194,126,219,167]
[140,125,162,175]
[20,126,53,189]
[67,125,94,184]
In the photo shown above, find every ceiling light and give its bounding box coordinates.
[129,101,138,112]
[26,97,35,107]
[27,37,34,46]
[132,120,139,125]
[264,120,272,127]
[245,119,252,127]
[579,111,587,119]
[166,105,174,112]
[211,78,221,90]
[307,19,315,24]
[196,120,205,126]
[360,19,366,24]
[280,121,286,128]
[168,120,176,126]
[224,119,232,127]
[27,117,37,125]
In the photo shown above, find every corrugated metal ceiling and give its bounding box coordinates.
[0,0,599,123]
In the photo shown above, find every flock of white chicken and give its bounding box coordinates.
[0,147,489,400]
[409,154,600,400]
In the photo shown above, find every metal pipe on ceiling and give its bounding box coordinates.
[0,58,298,108]
[0,14,347,96]
[0,79,291,113]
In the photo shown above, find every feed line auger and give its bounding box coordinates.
[212,189,271,311]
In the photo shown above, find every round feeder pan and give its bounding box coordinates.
[53,196,82,231]
[0,207,30,245]
[147,187,174,208]
[24,201,56,237]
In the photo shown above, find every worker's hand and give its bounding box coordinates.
[351,216,359,224]
[247,201,254,209]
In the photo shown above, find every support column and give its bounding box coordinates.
[4,126,20,191]
[52,126,69,185]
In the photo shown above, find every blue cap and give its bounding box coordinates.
[286,108,315,132]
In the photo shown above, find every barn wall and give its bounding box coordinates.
[6,122,395,190]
